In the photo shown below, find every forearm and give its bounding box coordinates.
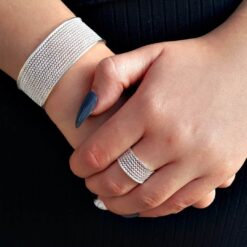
[204,0,247,61]
[0,0,75,79]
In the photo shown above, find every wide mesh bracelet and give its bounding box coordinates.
[17,17,103,106]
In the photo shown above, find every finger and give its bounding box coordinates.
[139,176,216,218]
[91,44,164,115]
[70,97,144,178]
[99,161,198,215]
[192,190,216,209]
[218,175,235,188]
[85,136,176,197]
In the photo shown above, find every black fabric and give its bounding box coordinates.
[0,0,246,246]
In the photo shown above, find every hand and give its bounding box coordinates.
[70,37,247,217]
[44,40,232,212]
[44,40,234,213]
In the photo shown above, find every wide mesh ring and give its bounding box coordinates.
[118,149,154,184]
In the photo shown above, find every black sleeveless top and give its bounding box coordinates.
[64,0,243,53]
[0,1,246,247]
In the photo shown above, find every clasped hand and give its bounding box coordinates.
[70,37,247,217]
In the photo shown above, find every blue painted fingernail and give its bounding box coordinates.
[75,91,98,128]
[122,213,139,218]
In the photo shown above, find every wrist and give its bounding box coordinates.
[201,1,247,64]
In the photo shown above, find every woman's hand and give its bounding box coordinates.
[44,39,233,211]
[69,35,247,217]
[45,41,235,213]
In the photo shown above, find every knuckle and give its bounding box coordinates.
[69,151,84,178]
[83,145,106,171]
[105,179,127,196]
[165,125,187,149]
[171,197,193,213]
[172,202,186,213]
[137,192,163,209]
[193,198,214,209]
[69,144,106,176]
[164,117,196,150]
[98,57,119,81]
[84,178,97,194]
[219,175,235,188]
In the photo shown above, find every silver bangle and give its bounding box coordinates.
[17,17,103,106]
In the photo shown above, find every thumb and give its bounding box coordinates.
[91,44,163,115]
[75,44,163,128]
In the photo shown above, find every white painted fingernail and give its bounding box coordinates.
[94,198,108,210]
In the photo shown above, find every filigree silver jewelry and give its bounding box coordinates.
[118,148,154,184]
[17,17,102,106]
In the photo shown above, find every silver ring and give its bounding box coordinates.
[117,148,154,184]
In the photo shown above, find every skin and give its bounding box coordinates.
[70,1,247,217]
[0,0,237,216]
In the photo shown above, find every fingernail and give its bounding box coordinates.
[94,199,108,211]
[75,91,98,128]
[122,213,139,218]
